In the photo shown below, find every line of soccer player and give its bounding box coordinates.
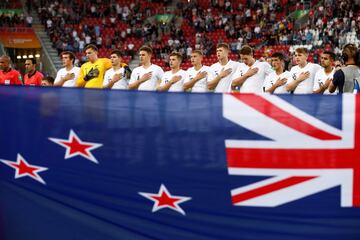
[1,43,359,93]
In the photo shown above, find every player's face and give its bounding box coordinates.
[271,57,283,70]
[294,52,307,65]
[216,47,228,60]
[190,53,202,66]
[169,56,180,69]
[24,60,35,73]
[85,48,97,62]
[110,54,121,67]
[240,54,253,66]
[320,54,332,68]
[139,51,151,65]
[0,57,9,70]
[62,54,72,67]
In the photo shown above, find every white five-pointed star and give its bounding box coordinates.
[0,154,48,184]
[139,184,192,215]
[49,129,103,164]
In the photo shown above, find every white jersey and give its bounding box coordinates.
[210,60,240,93]
[102,67,128,89]
[54,66,80,87]
[185,65,214,92]
[159,69,187,92]
[129,64,164,91]
[235,60,273,93]
[313,68,336,94]
[288,62,322,94]
[263,71,291,94]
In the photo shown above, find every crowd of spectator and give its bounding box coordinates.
[0,0,359,69]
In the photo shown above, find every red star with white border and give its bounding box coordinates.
[49,129,103,164]
[0,154,48,185]
[139,184,192,215]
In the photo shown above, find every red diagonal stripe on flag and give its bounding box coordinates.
[230,94,342,141]
[232,176,316,205]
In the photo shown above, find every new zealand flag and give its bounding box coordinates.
[0,87,360,240]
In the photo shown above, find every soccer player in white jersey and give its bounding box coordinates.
[103,49,128,89]
[263,52,291,94]
[313,51,336,94]
[286,47,321,94]
[54,51,80,87]
[157,51,186,92]
[183,50,214,93]
[231,45,273,93]
[208,43,239,92]
[129,45,164,91]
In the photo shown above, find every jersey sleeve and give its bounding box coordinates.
[312,69,322,91]
[332,69,345,90]
[103,58,112,71]
[156,66,164,81]
[14,71,23,85]
[287,67,297,85]
[129,68,138,84]
[76,65,86,87]
[102,69,111,87]
[37,72,44,85]
[54,69,62,84]
[73,67,81,84]
[263,74,273,90]
[206,67,215,82]
[313,64,322,74]
[263,62,274,77]
[184,69,191,83]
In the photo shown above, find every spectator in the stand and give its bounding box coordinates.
[232,45,273,93]
[103,49,129,90]
[41,76,55,86]
[128,46,164,91]
[24,58,43,86]
[76,44,112,88]
[157,51,186,92]
[0,56,23,85]
[286,47,321,94]
[208,43,239,92]
[263,52,291,94]
[183,50,214,93]
[313,51,337,94]
[329,43,360,93]
[25,15,33,27]
[54,51,80,87]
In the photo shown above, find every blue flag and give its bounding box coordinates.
[0,87,360,240]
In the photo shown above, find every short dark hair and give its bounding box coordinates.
[84,44,98,52]
[239,45,253,56]
[61,51,76,64]
[25,58,37,65]
[139,45,153,55]
[42,76,54,84]
[169,51,183,62]
[322,51,336,61]
[271,52,285,61]
[217,43,230,51]
[111,49,123,58]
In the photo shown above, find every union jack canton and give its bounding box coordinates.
[224,94,360,207]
